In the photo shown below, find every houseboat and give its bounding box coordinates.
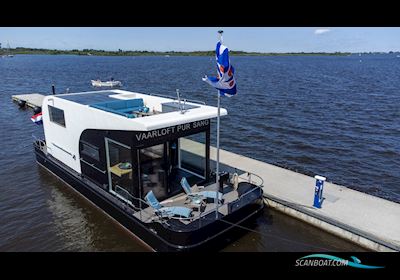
[34,89,264,251]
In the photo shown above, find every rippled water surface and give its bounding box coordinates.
[1,54,398,251]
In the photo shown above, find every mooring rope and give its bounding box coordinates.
[219,218,334,251]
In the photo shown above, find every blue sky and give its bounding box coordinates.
[1,27,400,52]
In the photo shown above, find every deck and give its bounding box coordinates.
[133,180,261,227]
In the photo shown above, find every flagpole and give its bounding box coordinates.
[215,30,223,219]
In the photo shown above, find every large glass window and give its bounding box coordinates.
[179,131,206,178]
[138,131,208,202]
[48,105,66,127]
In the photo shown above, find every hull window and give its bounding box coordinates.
[48,105,66,127]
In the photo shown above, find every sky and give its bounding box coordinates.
[1,27,400,53]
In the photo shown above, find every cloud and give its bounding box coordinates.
[314,28,331,35]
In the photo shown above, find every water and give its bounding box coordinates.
[1,54,398,251]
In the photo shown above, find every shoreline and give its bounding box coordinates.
[1,47,354,56]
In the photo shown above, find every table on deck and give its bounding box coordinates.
[110,163,132,178]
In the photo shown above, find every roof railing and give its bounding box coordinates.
[148,91,206,105]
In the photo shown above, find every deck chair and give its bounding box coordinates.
[144,190,192,219]
[180,177,223,202]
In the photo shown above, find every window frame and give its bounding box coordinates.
[80,140,100,162]
[178,131,207,179]
[48,105,66,127]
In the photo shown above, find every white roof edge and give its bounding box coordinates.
[137,108,228,131]
[44,90,228,131]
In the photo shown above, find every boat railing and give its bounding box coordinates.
[33,136,48,155]
[148,92,206,105]
[115,171,264,227]
[115,185,150,221]
[237,172,264,193]
[170,171,265,225]
[114,185,189,225]
[195,172,264,226]
[114,184,206,224]
[80,158,106,174]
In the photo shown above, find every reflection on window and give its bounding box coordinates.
[180,132,206,177]
[81,141,100,161]
[140,144,166,198]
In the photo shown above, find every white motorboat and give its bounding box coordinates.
[91,79,122,88]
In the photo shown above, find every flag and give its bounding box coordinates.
[31,112,43,125]
[202,41,237,96]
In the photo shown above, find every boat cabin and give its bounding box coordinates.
[42,89,224,204]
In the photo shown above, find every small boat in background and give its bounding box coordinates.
[1,42,14,58]
[91,78,122,88]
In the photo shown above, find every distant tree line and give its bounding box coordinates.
[1,47,378,57]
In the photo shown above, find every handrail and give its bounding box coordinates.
[51,142,75,159]
[148,92,206,105]
[238,172,264,188]
[114,185,158,222]
[114,185,204,223]
[115,185,148,209]
[80,158,106,174]
[182,98,206,105]
[143,170,265,224]
[116,171,264,226]
[196,171,264,221]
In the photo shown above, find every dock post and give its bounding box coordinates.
[313,175,326,208]
[52,84,55,95]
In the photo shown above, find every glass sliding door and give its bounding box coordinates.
[137,130,209,201]
[105,138,134,204]
[139,144,167,200]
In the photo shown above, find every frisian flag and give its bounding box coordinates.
[31,112,43,125]
[202,41,237,96]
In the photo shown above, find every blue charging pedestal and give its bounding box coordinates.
[313,175,326,208]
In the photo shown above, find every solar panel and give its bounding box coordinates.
[58,91,117,105]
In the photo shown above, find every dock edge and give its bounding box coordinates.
[263,194,399,252]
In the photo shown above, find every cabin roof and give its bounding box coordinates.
[57,90,116,105]
[51,89,227,131]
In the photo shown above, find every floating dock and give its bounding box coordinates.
[210,146,400,252]
[12,93,45,109]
